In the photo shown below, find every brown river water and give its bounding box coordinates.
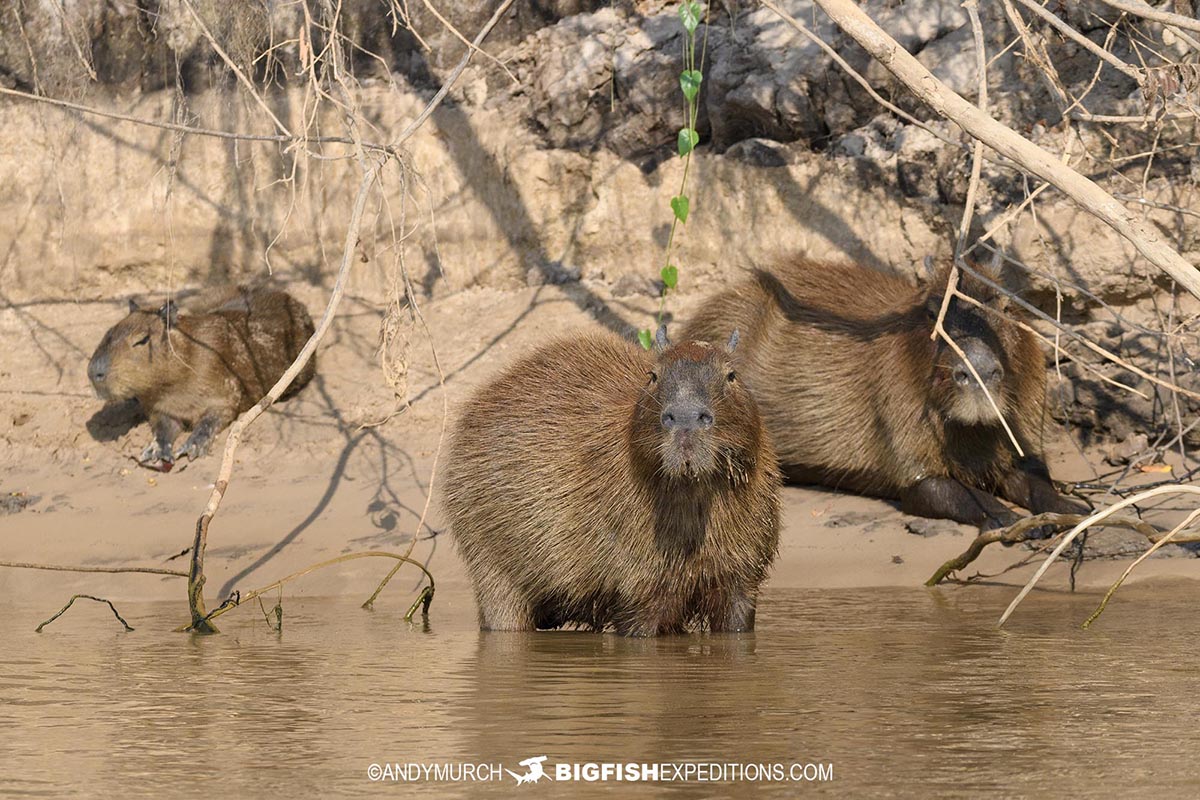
[3,584,1198,798]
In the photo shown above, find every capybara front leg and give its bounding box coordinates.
[711,593,757,633]
[142,414,182,465]
[1000,459,1090,516]
[901,476,1019,531]
[175,410,229,461]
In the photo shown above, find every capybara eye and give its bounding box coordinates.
[648,370,658,384]
[132,335,150,347]
[727,371,736,383]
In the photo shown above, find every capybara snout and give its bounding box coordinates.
[650,327,743,479]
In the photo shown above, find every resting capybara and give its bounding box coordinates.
[682,260,1086,530]
[443,326,780,636]
[87,286,315,466]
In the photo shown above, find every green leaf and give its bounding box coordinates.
[679,69,702,103]
[679,1,703,34]
[661,265,679,289]
[638,329,654,350]
[670,194,690,223]
[677,127,699,157]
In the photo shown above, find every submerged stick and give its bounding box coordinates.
[36,595,134,633]
[1082,507,1200,628]
[178,551,435,632]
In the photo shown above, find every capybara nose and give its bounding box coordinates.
[88,355,109,385]
[955,341,1003,387]
[662,404,714,431]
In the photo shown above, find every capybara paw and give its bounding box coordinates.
[175,435,212,461]
[140,441,174,466]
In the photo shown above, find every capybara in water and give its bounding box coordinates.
[682,260,1086,531]
[87,286,315,466]
[443,326,780,636]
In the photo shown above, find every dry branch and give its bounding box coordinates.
[810,0,1200,302]
[0,86,398,154]
[925,512,1165,586]
[0,560,188,578]
[186,163,379,633]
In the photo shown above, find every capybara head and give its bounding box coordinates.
[924,267,1025,425]
[88,299,179,401]
[637,325,756,479]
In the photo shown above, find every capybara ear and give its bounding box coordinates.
[654,323,671,353]
[158,299,179,327]
[727,329,740,353]
[128,298,140,313]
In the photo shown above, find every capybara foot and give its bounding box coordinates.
[140,440,174,466]
[175,431,214,461]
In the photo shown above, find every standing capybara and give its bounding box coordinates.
[443,326,781,636]
[87,286,315,466]
[682,260,1086,530]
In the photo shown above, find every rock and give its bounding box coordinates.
[1104,433,1151,466]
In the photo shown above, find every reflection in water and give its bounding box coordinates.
[3,585,1199,797]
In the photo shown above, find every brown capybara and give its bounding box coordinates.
[443,325,781,636]
[87,286,315,466]
[681,260,1087,531]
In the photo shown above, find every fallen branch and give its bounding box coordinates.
[36,595,134,633]
[810,0,1200,302]
[925,512,1163,586]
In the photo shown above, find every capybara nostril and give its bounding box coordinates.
[661,410,676,429]
[696,409,714,428]
[961,339,1002,387]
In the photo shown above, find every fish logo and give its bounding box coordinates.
[506,755,551,785]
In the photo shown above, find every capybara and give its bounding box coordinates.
[87,286,315,466]
[682,260,1086,531]
[443,325,781,636]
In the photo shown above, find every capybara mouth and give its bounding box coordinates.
[661,431,716,479]
[948,386,1006,425]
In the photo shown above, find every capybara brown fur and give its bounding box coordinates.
[682,260,1086,531]
[87,286,315,466]
[443,326,781,636]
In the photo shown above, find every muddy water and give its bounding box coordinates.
[3,585,1199,797]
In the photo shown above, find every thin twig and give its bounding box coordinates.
[1082,507,1200,628]
[0,86,398,154]
[0,560,188,577]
